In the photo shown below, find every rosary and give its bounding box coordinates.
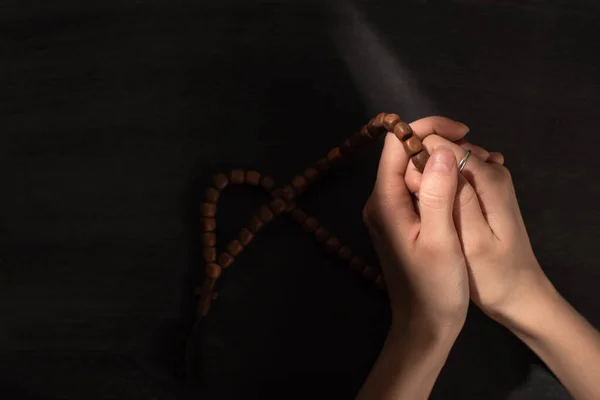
[193,112,431,320]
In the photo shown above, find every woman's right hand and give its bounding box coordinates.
[403,131,553,324]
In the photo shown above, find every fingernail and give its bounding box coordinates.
[458,122,470,134]
[431,147,454,172]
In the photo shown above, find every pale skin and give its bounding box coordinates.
[356,116,600,400]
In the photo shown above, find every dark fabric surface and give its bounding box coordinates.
[1,0,600,399]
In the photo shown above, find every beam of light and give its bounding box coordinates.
[327,1,432,120]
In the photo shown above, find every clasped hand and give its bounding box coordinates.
[363,116,548,334]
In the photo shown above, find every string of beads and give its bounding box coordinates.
[195,113,430,317]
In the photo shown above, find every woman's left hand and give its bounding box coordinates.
[363,116,471,334]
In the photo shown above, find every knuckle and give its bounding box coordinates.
[417,190,448,210]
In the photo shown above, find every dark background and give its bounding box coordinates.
[2,0,600,399]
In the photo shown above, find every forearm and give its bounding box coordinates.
[497,280,600,400]
[356,318,460,400]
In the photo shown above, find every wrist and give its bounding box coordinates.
[490,272,561,336]
[391,312,464,347]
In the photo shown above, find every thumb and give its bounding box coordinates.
[418,146,459,238]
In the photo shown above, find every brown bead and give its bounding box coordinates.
[340,138,355,156]
[403,136,423,157]
[238,228,254,246]
[227,240,244,257]
[259,205,274,222]
[285,200,296,213]
[351,131,371,147]
[367,117,386,138]
[393,121,413,141]
[324,237,341,253]
[327,147,342,165]
[201,202,217,217]
[283,185,296,201]
[315,226,330,243]
[303,167,319,182]
[359,125,372,139]
[247,215,264,233]
[201,218,216,232]
[213,173,229,190]
[205,187,220,203]
[315,158,330,172]
[362,265,378,281]
[230,169,245,184]
[202,232,216,247]
[261,176,275,191]
[246,170,261,186]
[411,151,430,173]
[218,252,234,268]
[302,217,319,233]
[383,113,401,131]
[338,246,353,262]
[349,256,365,272]
[292,176,308,193]
[203,247,217,262]
[291,208,307,224]
[373,112,387,127]
[205,263,222,279]
[269,198,287,215]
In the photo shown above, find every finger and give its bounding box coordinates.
[406,135,513,235]
[455,139,490,162]
[373,132,420,234]
[488,152,504,165]
[409,116,470,142]
[417,147,459,241]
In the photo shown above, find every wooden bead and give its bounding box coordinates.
[359,125,372,139]
[315,226,330,242]
[218,252,234,268]
[349,256,365,272]
[269,198,287,215]
[303,167,319,182]
[202,232,216,247]
[213,173,229,190]
[327,147,342,165]
[238,228,254,246]
[324,237,341,253]
[205,263,222,279]
[259,205,274,222]
[205,187,220,203]
[226,240,244,257]
[338,246,353,262]
[315,158,330,172]
[291,208,307,224]
[393,121,413,141]
[261,176,275,191]
[203,247,217,262]
[230,169,245,184]
[340,138,355,156]
[247,215,264,233]
[283,185,296,201]
[411,151,430,173]
[373,112,387,127]
[362,265,378,281]
[302,217,319,233]
[367,117,386,138]
[201,202,217,217]
[292,176,308,193]
[285,200,296,213]
[246,170,261,186]
[383,113,401,131]
[403,136,423,157]
[201,218,216,232]
[351,131,371,147]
